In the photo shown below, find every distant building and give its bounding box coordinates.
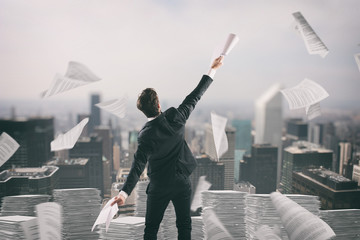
[338,142,353,177]
[69,136,104,196]
[352,164,360,186]
[280,141,333,194]
[113,142,121,172]
[254,83,283,186]
[308,123,324,145]
[127,130,139,167]
[189,155,225,199]
[103,156,112,198]
[0,166,59,199]
[0,117,54,172]
[293,167,360,209]
[286,118,308,141]
[47,158,89,189]
[94,126,113,166]
[244,144,278,194]
[89,94,101,134]
[232,119,252,153]
[234,181,256,194]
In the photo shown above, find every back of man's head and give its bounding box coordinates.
[137,88,160,118]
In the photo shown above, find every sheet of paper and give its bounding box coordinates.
[36,202,62,240]
[306,102,322,120]
[191,176,212,211]
[21,217,39,240]
[95,96,128,119]
[92,196,119,232]
[292,12,329,58]
[0,132,20,168]
[51,118,89,151]
[42,61,101,98]
[211,112,228,160]
[281,78,329,110]
[210,33,239,67]
[255,225,282,240]
[202,207,233,240]
[270,192,335,240]
[354,53,360,72]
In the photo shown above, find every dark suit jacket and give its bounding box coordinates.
[121,75,213,196]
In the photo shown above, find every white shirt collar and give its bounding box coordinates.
[147,114,160,122]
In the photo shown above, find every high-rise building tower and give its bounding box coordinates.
[338,142,353,177]
[246,144,278,194]
[280,141,333,194]
[232,119,252,153]
[89,94,101,134]
[0,117,54,171]
[113,142,121,172]
[128,130,139,166]
[254,83,283,186]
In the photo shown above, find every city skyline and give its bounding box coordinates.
[1,0,360,109]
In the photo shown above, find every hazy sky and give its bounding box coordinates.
[1,0,360,108]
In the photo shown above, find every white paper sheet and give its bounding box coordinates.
[42,61,101,98]
[255,225,282,240]
[51,118,89,151]
[36,202,62,240]
[210,33,239,67]
[354,53,360,72]
[21,217,39,240]
[292,12,329,58]
[0,132,20,168]
[191,176,212,211]
[91,196,119,232]
[211,112,228,160]
[202,207,233,240]
[306,102,322,120]
[270,192,335,240]
[281,78,329,110]
[95,97,128,119]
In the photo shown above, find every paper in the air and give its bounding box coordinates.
[95,96,128,119]
[202,207,234,240]
[36,202,62,240]
[354,53,360,72]
[92,196,119,232]
[306,102,322,120]
[0,132,20,168]
[211,112,228,160]
[191,176,212,212]
[51,118,89,151]
[292,12,329,58]
[42,61,101,98]
[210,33,239,67]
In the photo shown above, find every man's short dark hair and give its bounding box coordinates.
[137,88,160,118]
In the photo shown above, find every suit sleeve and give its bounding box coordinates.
[121,140,148,196]
[177,75,213,123]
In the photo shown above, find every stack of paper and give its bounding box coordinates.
[53,188,101,240]
[0,195,50,216]
[36,202,62,240]
[158,201,176,240]
[320,209,360,239]
[98,216,145,240]
[191,216,205,239]
[281,78,329,120]
[0,215,38,240]
[292,11,329,58]
[135,180,149,217]
[201,190,247,239]
[245,194,320,240]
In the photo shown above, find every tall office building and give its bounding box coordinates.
[69,136,104,196]
[89,94,101,134]
[246,144,278,194]
[232,119,252,153]
[293,167,360,209]
[254,83,283,186]
[128,130,139,166]
[280,141,333,194]
[0,117,54,171]
[0,166,59,199]
[285,118,308,141]
[204,125,235,190]
[352,163,360,186]
[308,123,324,145]
[94,126,113,167]
[338,142,353,177]
[113,142,121,172]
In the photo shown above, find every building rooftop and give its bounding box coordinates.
[285,141,333,154]
[47,158,89,166]
[0,166,59,182]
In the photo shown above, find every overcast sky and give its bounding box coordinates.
[1,0,360,108]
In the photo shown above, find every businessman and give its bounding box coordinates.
[111,55,224,240]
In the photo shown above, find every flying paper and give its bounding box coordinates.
[354,53,360,72]
[42,61,101,98]
[191,176,212,212]
[51,118,89,151]
[202,207,233,240]
[211,112,228,160]
[292,12,329,58]
[95,97,128,119]
[92,197,119,232]
[0,132,20,168]
[306,102,322,120]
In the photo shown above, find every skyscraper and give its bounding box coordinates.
[128,130,139,167]
[338,142,353,177]
[0,117,54,171]
[254,83,283,185]
[89,93,101,134]
[280,141,333,194]
[246,144,278,194]
[232,119,252,153]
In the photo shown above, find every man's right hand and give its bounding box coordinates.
[111,193,125,206]
[211,56,224,70]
